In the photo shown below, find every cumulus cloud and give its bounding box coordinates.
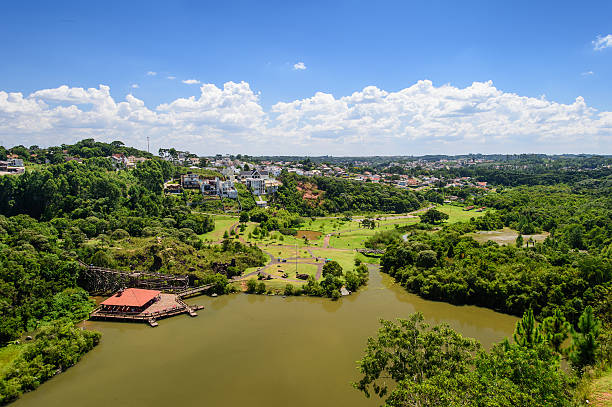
[146,71,157,76]
[167,76,176,80]
[293,62,307,70]
[581,71,594,76]
[131,84,139,88]
[593,34,612,51]
[0,80,610,155]
[182,79,201,85]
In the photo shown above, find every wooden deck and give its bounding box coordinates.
[90,293,204,326]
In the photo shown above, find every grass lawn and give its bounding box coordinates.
[261,245,312,259]
[199,215,238,241]
[0,344,23,375]
[328,218,419,250]
[310,248,360,272]
[436,204,490,224]
[269,263,319,279]
[301,218,362,235]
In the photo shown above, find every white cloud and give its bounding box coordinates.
[146,71,157,76]
[581,71,594,76]
[131,84,139,88]
[593,34,612,51]
[293,62,307,70]
[0,80,610,155]
[167,76,176,80]
[182,79,201,85]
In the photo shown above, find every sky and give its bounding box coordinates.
[0,0,611,156]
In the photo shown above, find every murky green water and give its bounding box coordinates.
[13,268,517,407]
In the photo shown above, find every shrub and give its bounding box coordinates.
[111,229,129,240]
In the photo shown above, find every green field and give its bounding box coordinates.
[199,215,238,241]
[309,248,360,272]
[260,245,312,259]
[267,262,319,279]
[437,204,490,224]
[0,344,23,375]
[328,218,419,249]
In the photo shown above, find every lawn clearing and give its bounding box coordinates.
[261,245,312,259]
[310,248,359,272]
[199,215,238,241]
[0,344,24,375]
[436,204,490,224]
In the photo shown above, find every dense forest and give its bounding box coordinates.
[373,182,611,405]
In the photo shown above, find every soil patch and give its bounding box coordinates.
[469,227,549,245]
[296,230,323,240]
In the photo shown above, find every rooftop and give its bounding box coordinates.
[101,288,161,307]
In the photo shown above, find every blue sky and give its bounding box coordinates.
[0,0,611,155]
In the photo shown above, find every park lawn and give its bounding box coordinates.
[310,248,359,272]
[261,245,312,259]
[328,230,374,250]
[269,263,319,279]
[199,215,238,241]
[0,344,24,375]
[301,218,362,235]
[436,204,490,224]
[328,218,420,250]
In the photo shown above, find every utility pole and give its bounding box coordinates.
[146,136,150,153]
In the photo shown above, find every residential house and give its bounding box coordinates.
[181,173,201,189]
[264,179,282,194]
[216,178,238,199]
[110,154,128,168]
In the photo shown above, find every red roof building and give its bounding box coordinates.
[101,288,161,313]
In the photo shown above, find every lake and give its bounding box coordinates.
[13,267,517,407]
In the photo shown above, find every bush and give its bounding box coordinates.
[255,281,266,294]
[246,279,257,293]
[279,228,297,236]
[322,260,343,277]
[111,229,129,240]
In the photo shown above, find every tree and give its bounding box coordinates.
[354,314,573,407]
[540,309,570,354]
[416,250,437,268]
[361,218,376,229]
[255,281,266,294]
[354,313,480,401]
[239,212,250,223]
[344,270,361,291]
[514,309,545,348]
[570,305,601,371]
[419,208,449,224]
[322,260,343,277]
[516,233,524,248]
[246,279,257,293]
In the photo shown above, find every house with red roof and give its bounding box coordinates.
[100,288,161,313]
